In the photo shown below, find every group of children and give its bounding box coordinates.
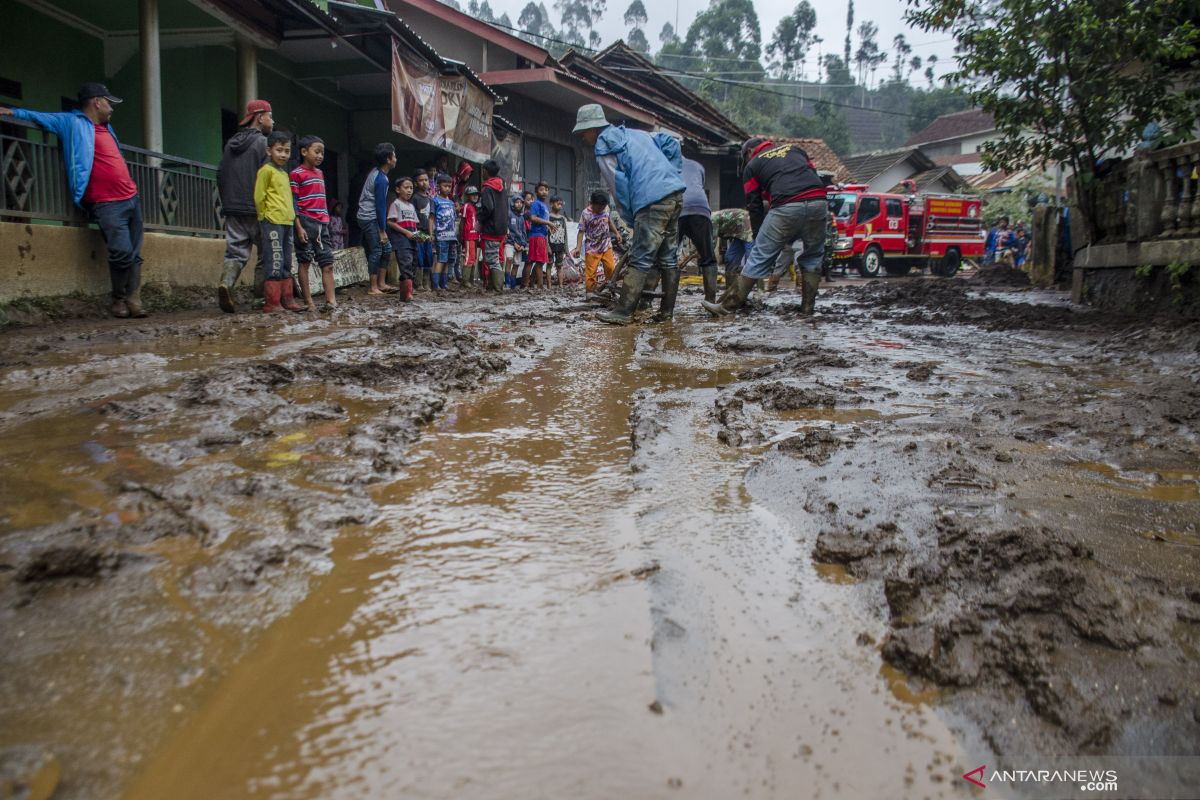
[251,136,627,314]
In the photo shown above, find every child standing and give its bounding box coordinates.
[461,186,480,288]
[478,160,508,293]
[386,175,421,301]
[255,131,303,313]
[524,181,556,289]
[290,135,336,312]
[355,143,397,296]
[573,191,623,294]
[506,196,527,290]
[431,173,458,294]
[548,195,567,289]
[412,169,434,290]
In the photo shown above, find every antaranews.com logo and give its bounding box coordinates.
[962,765,1119,793]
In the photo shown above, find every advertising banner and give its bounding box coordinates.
[440,77,494,163]
[391,43,444,147]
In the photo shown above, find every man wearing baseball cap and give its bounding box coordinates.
[1,83,148,319]
[572,103,686,324]
[215,99,275,312]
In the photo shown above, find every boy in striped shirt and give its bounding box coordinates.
[290,135,336,311]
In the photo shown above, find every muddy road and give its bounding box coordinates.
[0,275,1197,799]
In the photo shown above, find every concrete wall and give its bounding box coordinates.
[1,221,223,301]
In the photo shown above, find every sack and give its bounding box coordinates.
[560,253,583,284]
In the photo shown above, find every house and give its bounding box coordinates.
[840,147,967,194]
[904,109,996,176]
[0,0,504,297]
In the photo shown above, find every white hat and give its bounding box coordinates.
[572,104,610,133]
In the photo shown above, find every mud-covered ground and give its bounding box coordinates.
[686,272,1200,760]
[1,273,1198,798]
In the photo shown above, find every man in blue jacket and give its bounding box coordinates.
[1,83,147,318]
[573,104,685,324]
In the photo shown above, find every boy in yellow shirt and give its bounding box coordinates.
[254,131,302,313]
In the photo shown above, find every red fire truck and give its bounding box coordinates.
[829,182,986,278]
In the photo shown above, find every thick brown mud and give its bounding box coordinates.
[1,275,1197,798]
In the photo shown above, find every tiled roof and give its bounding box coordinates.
[931,152,984,167]
[905,109,995,147]
[886,166,967,193]
[840,147,935,184]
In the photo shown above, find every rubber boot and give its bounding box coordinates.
[218,259,243,313]
[124,289,148,319]
[280,277,304,312]
[596,268,649,326]
[800,270,821,316]
[262,279,284,313]
[401,278,413,302]
[110,298,130,318]
[653,268,680,322]
[701,275,757,317]
[701,264,719,303]
[767,273,780,293]
[489,265,504,292]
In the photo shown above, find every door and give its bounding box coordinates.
[883,197,906,254]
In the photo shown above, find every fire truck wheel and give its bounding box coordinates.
[884,261,912,277]
[934,248,961,278]
[858,245,883,278]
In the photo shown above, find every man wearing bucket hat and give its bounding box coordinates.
[2,83,148,319]
[215,99,275,312]
[572,104,686,324]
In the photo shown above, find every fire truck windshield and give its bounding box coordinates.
[829,193,857,219]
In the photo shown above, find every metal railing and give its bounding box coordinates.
[1,115,223,236]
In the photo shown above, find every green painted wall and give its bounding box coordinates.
[0,4,104,113]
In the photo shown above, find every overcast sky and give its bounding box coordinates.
[490,0,956,83]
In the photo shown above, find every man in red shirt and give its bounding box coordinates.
[1,83,146,318]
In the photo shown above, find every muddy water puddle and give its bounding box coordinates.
[122,323,975,800]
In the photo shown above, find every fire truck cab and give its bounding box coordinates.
[829,182,985,278]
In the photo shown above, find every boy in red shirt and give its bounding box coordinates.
[290,135,336,312]
[461,186,480,288]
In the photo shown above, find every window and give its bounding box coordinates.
[855,196,880,223]
[523,136,576,216]
[886,198,904,218]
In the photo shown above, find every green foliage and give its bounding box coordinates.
[1135,264,1154,280]
[779,100,851,155]
[980,175,1053,227]
[905,0,1200,241]
[627,27,649,53]
[907,85,969,132]
[767,2,818,81]
[1166,261,1194,305]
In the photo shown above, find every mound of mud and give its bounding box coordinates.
[852,279,1089,331]
[969,265,1032,287]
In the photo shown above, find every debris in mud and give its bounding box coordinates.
[812,523,902,576]
[878,522,1184,751]
[631,562,661,579]
[777,430,843,465]
[735,345,856,378]
[16,542,111,583]
[898,361,937,382]
[737,381,837,411]
[712,394,762,447]
[929,461,996,491]
[647,700,664,715]
[971,264,1032,287]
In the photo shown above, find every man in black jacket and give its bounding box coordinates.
[703,137,830,317]
[477,159,509,292]
[216,99,274,313]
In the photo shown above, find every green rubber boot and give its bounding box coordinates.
[218,259,243,313]
[596,268,649,325]
[701,275,756,317]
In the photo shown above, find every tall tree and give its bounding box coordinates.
[853,21,881,87]
[923,53,938,88]
[781,99,851,155]
[844,0,854,65]
[767,1,818,81]
[890,34,912,84]
[906,0,1200,239]
[659,21,678,45]
[517,1,556,44]
[624,0,649,53]
[555,0,606,49]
